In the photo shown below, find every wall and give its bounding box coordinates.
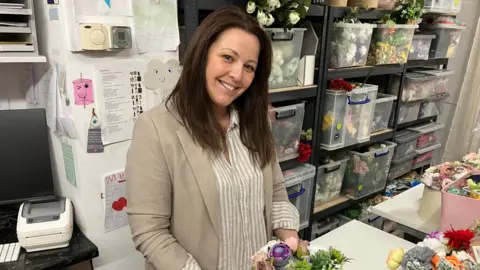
[435,0,480,163]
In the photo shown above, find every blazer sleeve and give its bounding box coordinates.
[126,114,198,270]
[271,157,290,203]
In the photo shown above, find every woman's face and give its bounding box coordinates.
[205,27,260,108]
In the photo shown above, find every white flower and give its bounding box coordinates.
[266,5,275,12]
[246,1,256,14]
[267,0,280,8]
[257,10,268,26]
[265,13,274,26]
[304,5,309,11]
[288,11,300,25]
[417,238,448,257]
[290,2,299,9]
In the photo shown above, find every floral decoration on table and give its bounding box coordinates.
[386,222,480,270]
[246,0,310,29]
[298,129,313,163]
[422,161,471,190]
[252,240,351,270]
[463,152,480,170]
[446,175,480,200]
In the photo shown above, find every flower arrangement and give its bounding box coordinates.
[386,224,480,270]
[463,152,480,170]
[328,79,359,92]
[252,240,351,270]
[445,175,480,200]
[385,0,425,25]
[298,129,313,163]
[246,0,311,29]
[422,161,472,190]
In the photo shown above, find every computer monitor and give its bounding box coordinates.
[0,108,55,205]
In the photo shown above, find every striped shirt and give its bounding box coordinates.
[182,109,299,270]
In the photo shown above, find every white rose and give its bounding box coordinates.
[288,11,300,25]
[246,1,256,14]
[267,0,280,8]
[265,13,275,26]
[304,5,309,12]
[257,10,268,26]
[290,2,299,9]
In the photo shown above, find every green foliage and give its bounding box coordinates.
[286,259,313,270]
[380,0,425,25]
[248,0,311,30]
[310,248,351,270]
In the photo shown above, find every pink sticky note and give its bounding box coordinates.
[73,78,94,106]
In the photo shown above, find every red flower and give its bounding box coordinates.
[443,228,475,251]
[297,143,312,163]
[329,79,356,92]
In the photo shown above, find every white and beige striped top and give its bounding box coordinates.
[182,109,300,270]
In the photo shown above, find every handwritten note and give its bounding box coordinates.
[104,171,128,232]
[62,139,77,187]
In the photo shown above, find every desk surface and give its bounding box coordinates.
[310,220,415,270]
[0,226,98,270]
[371,184,439,235]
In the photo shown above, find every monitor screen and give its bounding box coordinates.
[0,109,55,205]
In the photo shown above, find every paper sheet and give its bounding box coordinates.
[132,0,180,53]
[55,63,77,139]
[43,68,57,131]
[61,138,77,187]
[24,64,39,105]
[94,61,146,145]
[0,99,9,110]
[74,0,132,16]
[104,171,128,232]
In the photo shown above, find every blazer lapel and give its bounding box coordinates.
[176,128,221,238]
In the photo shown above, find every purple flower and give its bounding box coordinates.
[426,231,442,239]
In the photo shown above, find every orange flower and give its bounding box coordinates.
[432,254,464,270]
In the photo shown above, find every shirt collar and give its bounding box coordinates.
[229,107,239,130]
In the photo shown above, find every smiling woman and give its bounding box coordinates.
[125,6,301,270]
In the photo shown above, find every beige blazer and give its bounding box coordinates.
[125,104,289,270]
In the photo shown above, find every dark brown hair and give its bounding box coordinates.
[166,6,275,168]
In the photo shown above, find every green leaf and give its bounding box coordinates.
[277,11,286,22]
[296,5,306,17]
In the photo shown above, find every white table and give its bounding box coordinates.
[310,220,415,270]
[371,184,440,239]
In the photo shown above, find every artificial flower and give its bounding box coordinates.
[386,248,404,269]
[417,238,448,257]
[257,10,268,26]
[267,0,280,8]
[246,1,256,14]
[288,11,300,25]
[443,228,475,251]
[427,231,443,240]
[265,13,274,26]
[297,143,312,163]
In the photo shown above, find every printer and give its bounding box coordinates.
[17,197,74,252]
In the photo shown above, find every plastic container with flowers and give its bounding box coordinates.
[246,0,310,88]
[367,0,424,65]
[385,222,480,270]
[251,239,351,270]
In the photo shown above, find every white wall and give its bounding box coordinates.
[435,0,480,163]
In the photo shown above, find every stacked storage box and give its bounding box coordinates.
[407,122,445,169]
[409,34,436,60]
[315,158,349,206]
[269,102,306,162]
[343,141,397,199]
[388,130,421,180]
[320,84,378,150]
[367,24,417,65]
[424,0,462,14]
[418,92,449,119]
[283,164,316,229]
[422,23,466,59]
[372,93,397,133]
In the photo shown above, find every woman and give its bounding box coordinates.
[126,6,300,270]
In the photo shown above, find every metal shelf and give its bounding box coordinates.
[330,6,391,19]
[407,58,449,68]
[327,64,404,80]
[397,116,438,130]
[318,129,394,154]
[0,8,32,15]
[0,26,31,34]
[268,85,317,103]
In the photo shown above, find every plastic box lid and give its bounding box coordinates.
[376,93,397,104]
[333,23,377,28]
[415,142,442,155]
[393,130,421,143]
[269,102,305,113]
[427,92,450,101]
[282,163,316,187]
[413,69,454,77]
[327,83,379,94]
[317,157,349,170]
[407,122,445,134]
[425,23,466,30]
[391,151,417,165]
[413,34,436,40]
[377,24,418,29]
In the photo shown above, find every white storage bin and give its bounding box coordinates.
[320,84,378,150]
[412,143,442,169]
[391,72,436,102]
[415,69,454,94]
[409,35,436,60]
[269,103,305,162]
[330,23,376,68]
[283,164,316,226]
[424,0,452,13]
[266,28,306,89]
[372,93,397,133]
[392,101,421,124]
[315,158,349,206]
[388,152,416,180]
[367,24,417,65]
[407,122,445,150]
[419,92,449,119]
[392,130,421,160]
[343,141,397,199]
[310,217,340,239]
[451,0,462,13]
[422,23,466,59]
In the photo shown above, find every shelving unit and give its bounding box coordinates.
[178,1,454,241]
[0,0,45,62]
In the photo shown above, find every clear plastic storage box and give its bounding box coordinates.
[265,28,306,89]
[269,102,305,162]
[392,130,421,160]
[372,93,397,133]
[422,23,466,59]
[424,0,462,14]
[391,72,436,102]
[311,217,340,239]
[367,24,417,65]
[343,141,397,199]
[407,122,445,150]
[415,69,454,94]
[320,85,378,150]
[392,101,421,125]
[330,23,376,68]
[315,158,349,206]
[409,35,436,60]
[412,143,442,169]
[419,92,449,119]
[388,152,416,180]
[283,164,316,226]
